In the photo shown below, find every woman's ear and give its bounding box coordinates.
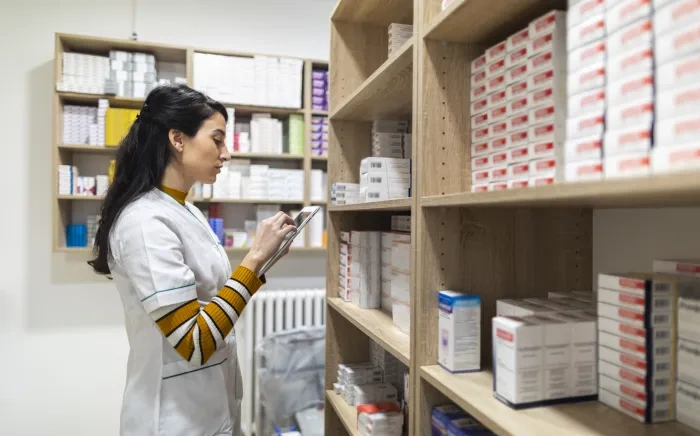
[168,129,184,153]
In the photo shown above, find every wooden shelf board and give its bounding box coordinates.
[58,144,117,154]
[224,102,304,116]
[58,33,187,63]
[328,298,410,365]
[330,39,414,121]
[331,0,413,26]
[228,152,303,161]
[420,365,696,436]
[311,200,328,206]
[326,390,361,436]
[424,0,566,44]
[192,198,303,205]
[56,247,93,253]
[328,198,412,212]
[311,156,328,162]
[57,195,104,201]
[421,172,700,209]
[58,92,144,109]
[311,109,329,116]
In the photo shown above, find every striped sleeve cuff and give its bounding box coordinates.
[229,265,263,297]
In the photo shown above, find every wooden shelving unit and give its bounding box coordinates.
[325,1,699,435]
[52,33,329,253]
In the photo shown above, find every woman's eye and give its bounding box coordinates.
[214,139,223,146]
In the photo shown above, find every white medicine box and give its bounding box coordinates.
[438,291,481,373]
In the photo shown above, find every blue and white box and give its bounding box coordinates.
[438,291,481,373]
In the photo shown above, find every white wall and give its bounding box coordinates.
[0,1,332,435]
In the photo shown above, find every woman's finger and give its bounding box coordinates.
[275,212,295,227]
[279,224,297,238]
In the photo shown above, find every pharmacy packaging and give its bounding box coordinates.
[547,311,598,397]
[569,40,606,77]
[568,0,603,30]
[360,157,411,175]
[568,14,606,53]
[606,0,652,35]
[603,152,650,179]
[472,184,489,193]
[607,45,653,84]
[489,135,509,153]
[431,405,469,436]
[381,232,396,312]
[438,291,481,373]
[485,40,507,63]
[496,299,555,316]
[655,20,700,66]
[446,416,493,436]
[506,78,529,101]
[598,386,672,423]
[506,62,529,85]
[489,181,508,191]
[487,58,507,79]
[472,68,488,88]
[605,96,653,132]
[528,139,557,160]
[529,175,556,187]
[603,123,652,157]
[507,45,530,70]
[486,73,507,95]
[530,10,567,40]
[676,381,700,431]
[568,62,606,97]
[358,411,403,436]
[653,259,700,277]
[490,104,508,124]
[656,83,700,122]
[472,96,489,115]
[565,135,603,162]
[508,94,529,116]
[488,89,508,109]
[472,83,488,102]
[655,113,700,147]
[350,383,398,406]
[678,283,700,344]
[507,27,530,52]
[606,72,653,110]
[392,233,411,334]
[678,338,700,387]
[656,53,700,96]
[654,0,700,38]
[471,54,487,74]
[508,112,529,132]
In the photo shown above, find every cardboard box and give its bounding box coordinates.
[486,40,507,63]
[547,312,598,397]
[491,165,509,182]
[565,158,604,182]
[471,111,490,129]
[509,128,529,149]
[568,61,606,96]
[508,113,529,132]
[607,45,653,83]
[656,83,700,121]
[508,95,529,116]
[506,79,528,100]
[471,95,489,115]
[608,18,652,58]
[655,20,700,66]
[656,53,700,94]
[490,181,509,191]
[471,184,489,193]
[529,157,558,178]
[472,168,490,184]
[529,27,567,59]
[569,40,606,75]
[530,10,567,39]
[597,316,673,348]
[598,387,672,423]
[507,27,530,52]
[471,68,488,88]
[471,54,487,74]
[486,73,507,94]
[603,124,652,156]
[508,161,530,179]
[487,58,507,78]
[599,330,671,361]
[528,68,564,92]
[471,125,490,143]
[568,87,605,118]
[506,62,529,84]
[568,15,606,52]
[530,122,565,144]
[471,83,488,102]
[598,345,673,381]
[529,140,557,160]
[491,150,509,168]
[489,120,509,138]
[567,0,604,29]
[490,103,508,123]
[471,139,490,157]
[566,112,605,140]
[599,374,672,413]
[565,135,603,162]
[490,135,509,152]
[606,0,652,35]
[676,381,700,432]
[529,105,565,128]
[597,301,672,329]
[655,113,700,146]
[472,154,492,171]
[529,83,567,111]
[509,144,530,163]
[604,152,651,179]
[438,291,481,373]
[529,175,555,187]
[654,0,700,38]
[506,45,529,69]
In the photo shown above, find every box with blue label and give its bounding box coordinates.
[447,416,495,435]
[431,404,468,436]
[438,291,481,373]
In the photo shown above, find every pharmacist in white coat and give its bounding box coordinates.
[89,84,296,436]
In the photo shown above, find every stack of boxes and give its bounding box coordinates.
[348,231,381,309]
[596,273,681,423]
[339,231,351,301]
[311,69,329,112]
[203,163,304,201]
[388,23,413,56]
[652,0,700,174]
[247,164,268,200]
[471,10,567,192]
[224,108,236,153]
[360,157,411,202]
[331,182,360,205]
[310,169,328,203]
[62,99,108,146]
[250,114,284,154]
[57,165,109,197]
[105,51,157,98]
[58,53,110,94]
[381,231,395,312]
[105,108,139,146]
[310,115,329,157]
[492,293,597,408]
[371,341,406,401]
[156,61,187,85]
[357,404,404,436]
[87,215,100,247]
[431,404,495,435]
[372,120,411,159]
[391,224,411,334]
[268,169,304,201]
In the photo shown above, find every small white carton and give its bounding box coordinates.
[471,125,490,143]
[529,83,567,110]
[656,83,700,121]
[530,10,567,39]
[677,381,700,431]
[606,71,653,108]
[508,112,529,133]
[607,45,653,83]
[507,95,529,116]
[529,175,556,187]
[529,157,559,178]
[471,83,488,101]
[569,40,606,75]
[608,17,652,58]
[486,40,507,63]
[490,181,509,191]
[604,152,651,179]
[486,73,507,94]
[654,0,700,38]
[529,104,565,128]
[509,178,530,189]
[653,259,700,277]
[528,68,564,92]
[506,45,529,69]
[599,374,672,413]
[529,27,567,58]
[471,168,490,185]
[471,111,490,129]
[654,113,700,147]
[509,128,529,149]
[568,61,606,96]
[438,291,481,373]
[508,161,530,180]
[471,54,487,74]
[565,158,604,182]
[568,15,606,52]
[529,140,558,160]
[598,330,671,361]
[603,124,652,156]
[506,79,529,100]
[489,120,509,139]
[471,68,488,88]
[605,0,652,35]
[491,150,509,168]
[506,62,529,84]
[605,96,653,130]
[524,315,573,400]
[507,27,530,52]
[471,95,489,115]
[488,89,508,107]
[597,301,672,329]
[471,140,490,158]
[509,144,531,164]
[487,58,507,78]
[565,135,603,162]
[678,338,700,387]
[566,112,605,140]
[489,135,509,152]
[656,53,700,94]
[651,142,700,174]
[567,0,604,29]
[547,312,598,397]
[490,103,508,124]
[598,387,673,423]
[493,316,544,406]
[655,20,700,66]
[471,154,492,172]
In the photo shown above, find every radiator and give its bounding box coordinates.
[238,289,326,436]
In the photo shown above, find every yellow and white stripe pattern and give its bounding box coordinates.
[149,266,262,365]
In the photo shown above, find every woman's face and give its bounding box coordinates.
[181,112,231,184]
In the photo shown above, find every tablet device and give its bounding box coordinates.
[258,206,322,276]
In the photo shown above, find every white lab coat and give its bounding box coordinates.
[109,189,243,436]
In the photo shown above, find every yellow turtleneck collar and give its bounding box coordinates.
[159,186,188,205]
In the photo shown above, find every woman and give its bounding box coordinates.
[89,84,296,436]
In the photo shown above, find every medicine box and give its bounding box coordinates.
[651,142,700,174]
[656,53,700,95]
[568,61,606,96]
[506,45,529,69]
[438,291,481,373]
[605,96,653,131]
[655,112,700,147]
[471,54,487,74]
[607,45,653,84]
[598,387,672,423]
[655,20,700,66]
[507,27,530,52]
[568,15,606,52]
[656,83,700,121]
[604,152,651,179]
[603,124,652,157]
[569,40,606,76]
[599,374,672,414]
[676,381,700,431]
[565,135,603,162]
[485,40,507,63]
[608,18,652,57]
[431,404,468,436]
[567,0,603,30]
[653,259,700,277]
[530,10,567,40]
[606,0,652,35]
[678,338,700,387]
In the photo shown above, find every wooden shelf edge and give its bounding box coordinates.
[56,246,324,254]
[328,198,412,212]
[326,390,361,436]
[423,0,468,40]
[421,172,700,209]
[420,365,697,436]
[327,298,410,365]
[57,195,105,201]
[192,198,304,205]
[329,38,414,121]
[58,144,118,153]
[228,152,304,160]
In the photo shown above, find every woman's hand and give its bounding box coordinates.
[241,211,296,274]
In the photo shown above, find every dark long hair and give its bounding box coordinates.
[89,84,228,275]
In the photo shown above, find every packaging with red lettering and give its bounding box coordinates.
[565,158,604,182]
[487,58,507,78]
[471,183,489,193]
[529,104,565,128]
[486,40,507,63]
[506,79,528,101]
[604,151,651,178]
[654,0,700,37]
[507,95,529,116]
[508,113,529,133]
[471,154,492,171]
[604,124,653,157]
[568,61,606,96]
[606,0,652,35]
[565,135,603,162]
[568,0,604,29]
[490,103,508,124]
[489,120,508,138]
[471,68,488,88]
[471,111,490,130]
[566,112,605,140]
[509,144,530,164]
[655,113,700,146]
[607,44,653,82]
[655,20,700,65]
[529,83,567,111]
[507,27,530,52]
[608,18,652,57]
[656,83,700,121]
[606,72,653,107]
[506,62,529,84]
[569,40,606,75]
[509,129,529,149]
[471,139,490,158]
[655,53,700,93]
[471,54,487,75]
[531,10,567,39]
[605,96,653,130]
[471,95,489,115]
[506,45,529,69]
[568,15,606,52]
[529,140,557,160]
[651,142,700,174]
[568,87,605,118]
[489,135,509,153]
